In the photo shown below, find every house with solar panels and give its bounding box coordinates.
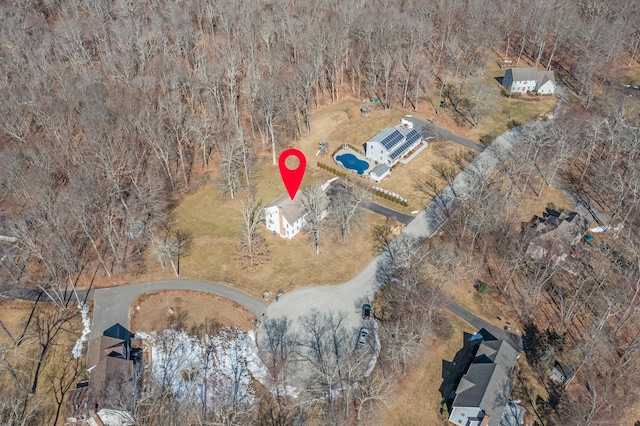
[363,119,423,167]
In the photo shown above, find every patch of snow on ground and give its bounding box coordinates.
[136,329,255,406]
[363,319,380,378]
[243,330,299,398]
[72,303,91,359]
[321,177,339,191]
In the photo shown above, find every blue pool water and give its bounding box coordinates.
[336,153,369,175]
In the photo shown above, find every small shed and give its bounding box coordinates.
[369,163,390,182]
[549,361,575,386]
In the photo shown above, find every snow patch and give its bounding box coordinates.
[72,303,91,359]
[243,330,299,398]
[136,329,255,406]
[321,177,339,191]
[363,319,380,378]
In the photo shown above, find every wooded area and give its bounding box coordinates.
[0,0,640,424]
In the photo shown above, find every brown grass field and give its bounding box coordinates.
[130,290,255,333]
[0,299,86,425]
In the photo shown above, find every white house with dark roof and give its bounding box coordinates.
[502,67,556,95]
[264,192,306,239]
[264,190,329,239]
[364,119,423,167]
[449,333,520,426]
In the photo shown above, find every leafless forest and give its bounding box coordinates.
[1,0,640,424]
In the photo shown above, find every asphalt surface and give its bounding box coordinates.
[88,280,267,338]
[361,200,414,225]
[406,116,486,152]
[441,298,522,351]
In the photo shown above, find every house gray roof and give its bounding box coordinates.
[510,67,541,82]
[539,71,555,86]
[474,339,519,376]
[508,67,555,86]
[453,363,513,426]
[370,163,390,176]
[267,190,329,225]
[452,337,518,426]
[366,124,422,157]
[267,191,305,224]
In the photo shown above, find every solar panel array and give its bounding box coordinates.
[380,130,404,150]
[405,129,421,145]
[389,130,421,160]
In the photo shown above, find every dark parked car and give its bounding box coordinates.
[362,303,371,320]
[357,327,369,345]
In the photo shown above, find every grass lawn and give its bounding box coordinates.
[130,290,255,333]
[134,182,386,298]
[381,311,477,426]
[131,98,468,297]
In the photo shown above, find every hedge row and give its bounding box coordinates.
[317,162,409,207]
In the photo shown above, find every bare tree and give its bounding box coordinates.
[300,186,329,255]
[152,226,192,277]
[328,182,368,242]
[237,194,268,267]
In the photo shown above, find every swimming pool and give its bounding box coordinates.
[335,153,369,175]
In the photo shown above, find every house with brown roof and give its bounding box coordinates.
[523,208,590,262]
[66,324,137,426]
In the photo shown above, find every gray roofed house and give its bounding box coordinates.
[449,334,520,426]
[364,119,423,167]
[264,189,329,239]
[502,67,556,95]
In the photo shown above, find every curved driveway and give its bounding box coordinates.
[267,83,568,340]
[89,280,267,339]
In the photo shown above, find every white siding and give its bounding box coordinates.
[510,79,537,93]
[449,407,485,425]
[537,80,555,94]
[264,207,280,235]
[365,141,387,165]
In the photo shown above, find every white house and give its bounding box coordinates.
[264,192,306,239]
[502,67,556,95]
[364,119,423,167]
[264,190,330,239]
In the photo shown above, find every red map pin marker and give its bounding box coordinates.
[279,148,306,200]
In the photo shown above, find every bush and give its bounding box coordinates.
[474,280,492,294]
[434,314,454,340]
[545,330,567,354]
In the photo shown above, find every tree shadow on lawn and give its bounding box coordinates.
[439,331,482,411]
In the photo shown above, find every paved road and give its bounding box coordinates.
[89,280,267,338]
[406,116,486,152]
[362,200,414,225]
[441,298,522,351]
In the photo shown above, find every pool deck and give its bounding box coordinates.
[334,147,373,174]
